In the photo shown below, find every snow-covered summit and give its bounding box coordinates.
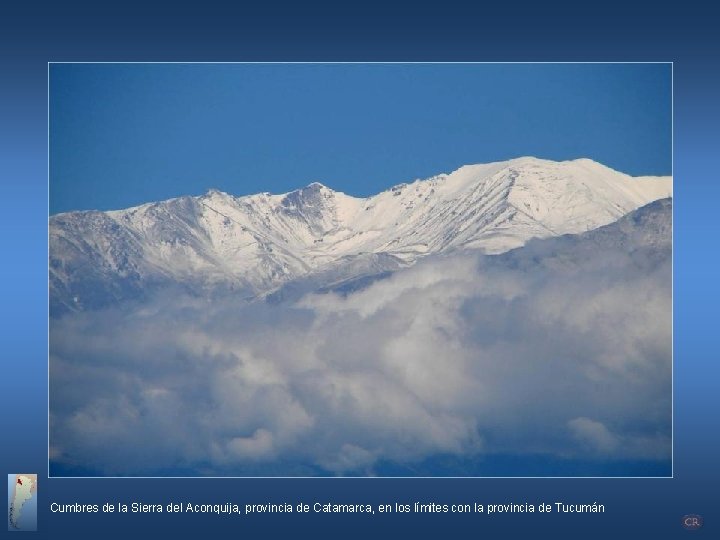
[50,157,671,314]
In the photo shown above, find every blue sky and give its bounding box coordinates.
[50,63,671,214]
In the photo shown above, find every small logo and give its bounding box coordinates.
[7,474,38,532]
[682,514,703,531]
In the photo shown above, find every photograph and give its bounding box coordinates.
[48,62,672,477]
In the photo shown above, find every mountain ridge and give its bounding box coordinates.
[49,157,672,315]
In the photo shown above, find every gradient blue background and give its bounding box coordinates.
[2,1,718,538]
[49,63,671,214]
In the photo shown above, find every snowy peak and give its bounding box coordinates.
[49,157,671,315]
[281,182,335,215]
[277,183,341,238]
[203,187,227,197]
[304,181,330,190]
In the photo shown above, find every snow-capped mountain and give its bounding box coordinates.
[490,196,672,272]
[49,157,672,315]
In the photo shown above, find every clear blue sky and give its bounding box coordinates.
[50,63,671,214]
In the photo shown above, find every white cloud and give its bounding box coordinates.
[568,417,620,454]
[50,235,671,475]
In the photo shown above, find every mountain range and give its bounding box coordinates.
[49,157,671,315]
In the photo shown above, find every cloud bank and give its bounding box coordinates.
[50,226,671,476]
